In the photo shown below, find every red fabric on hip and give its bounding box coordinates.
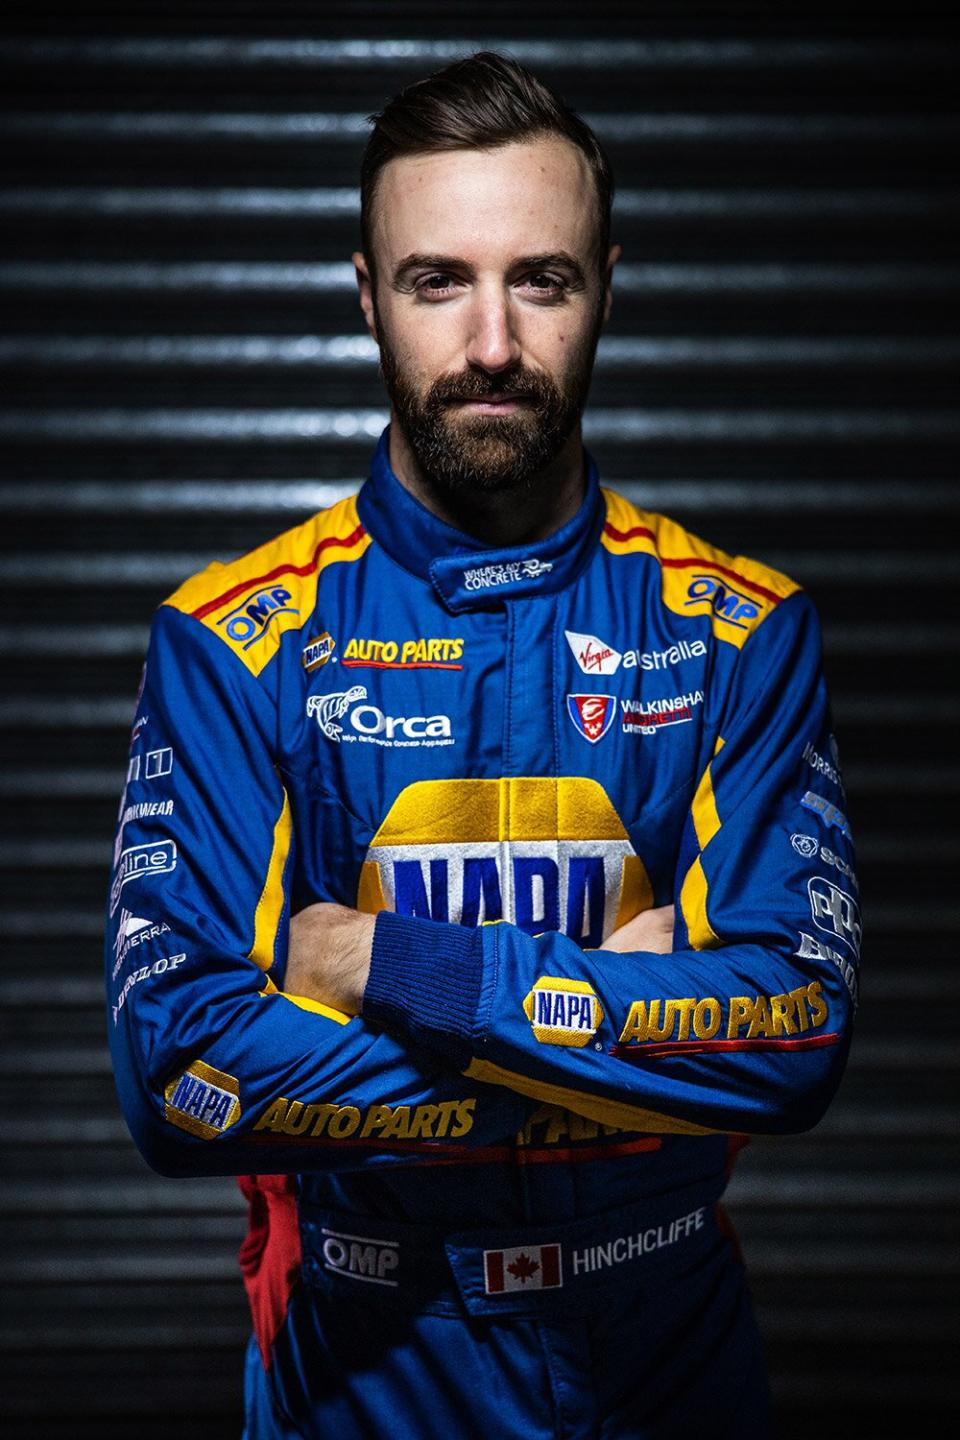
[237,1174,301,1369]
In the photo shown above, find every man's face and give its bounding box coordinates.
[355,136,616,494]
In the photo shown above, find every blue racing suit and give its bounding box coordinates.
[106,429,859,1438]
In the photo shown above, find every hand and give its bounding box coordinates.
[603,904,675,954]
[284,902,376,1015]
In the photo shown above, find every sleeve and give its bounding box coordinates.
[363,592,859,1137]
[105,604,530,1177]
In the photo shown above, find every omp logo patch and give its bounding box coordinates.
[320,1228,400,1287]
[164,1060,240,1139]
[684,575,764,630]
[524,977,604,1047]
[216,583,299,650]
[355,778,652,950]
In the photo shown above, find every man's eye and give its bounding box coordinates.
[524,273,565,295]
[418,274,456,295]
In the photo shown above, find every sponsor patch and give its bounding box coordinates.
[821,843,858,891]
[567,693,616,744]
[358,777,650,950]
[622,638,707,671]
[800,790,852,838]
[621,689,703,735]
[803,740,843,790]
[320,1228,400,1287]
[164,1059,240,1139]
[254,1097,476,1140]
[126,747,174,784]
[463,558,553,590]
[112,951,186,1024]
[808,876,862,957]
[110,909,171,980]
[565,629,622,675]
[796,931,859,1006]
[524,976,604,1047]
[301,632,336,671]
[791,834,858,889]
[113,797,175,865]
[216,583,298,650]
[684,574,764,630]
[617,982,829,1049]
[109,839,177,917]
[484,1243,562,1293]
[307,688,454,748]
[341,636,464,670]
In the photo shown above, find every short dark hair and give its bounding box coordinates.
[360,51,614,280]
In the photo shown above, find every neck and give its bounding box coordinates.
[387,421,587,548]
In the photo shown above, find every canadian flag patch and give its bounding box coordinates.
[483,1244,563,1294]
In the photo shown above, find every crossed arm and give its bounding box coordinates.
[285,903,677,1016]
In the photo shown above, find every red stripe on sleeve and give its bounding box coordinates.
[602,521,784,605]
[612,1031,841,1061]
[192,522,367,620]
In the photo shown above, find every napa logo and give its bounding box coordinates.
[217,583,299,649]
[524,976,604,1047]
[356,777,651,952]
[164,1060,240,1140]
[301,632,336,671]
[684,574,764,630]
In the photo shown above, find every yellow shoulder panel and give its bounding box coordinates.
[163,495,370,677]
[600,488,800,650]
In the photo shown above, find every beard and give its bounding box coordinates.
[375,305,603,496]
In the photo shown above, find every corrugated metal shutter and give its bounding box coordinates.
[2,9,957,1435]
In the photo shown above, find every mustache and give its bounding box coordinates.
[426,367,558,407]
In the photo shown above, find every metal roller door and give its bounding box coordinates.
[1,6,957,1435]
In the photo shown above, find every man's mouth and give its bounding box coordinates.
[452,395,529,412]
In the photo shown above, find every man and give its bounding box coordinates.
[106,52,859,1438]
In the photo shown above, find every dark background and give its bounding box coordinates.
[1,3,958,1436]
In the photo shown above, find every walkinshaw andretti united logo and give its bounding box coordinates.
[354,777,651,953]
[567,694,617,744]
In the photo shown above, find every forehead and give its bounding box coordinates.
[370,136,597,268]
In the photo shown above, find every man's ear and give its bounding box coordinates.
[352,251,378,342]
[602,242,622,325]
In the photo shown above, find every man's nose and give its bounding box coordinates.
[464,286,522,374]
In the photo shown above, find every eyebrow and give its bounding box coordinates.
[391,251,588,287]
